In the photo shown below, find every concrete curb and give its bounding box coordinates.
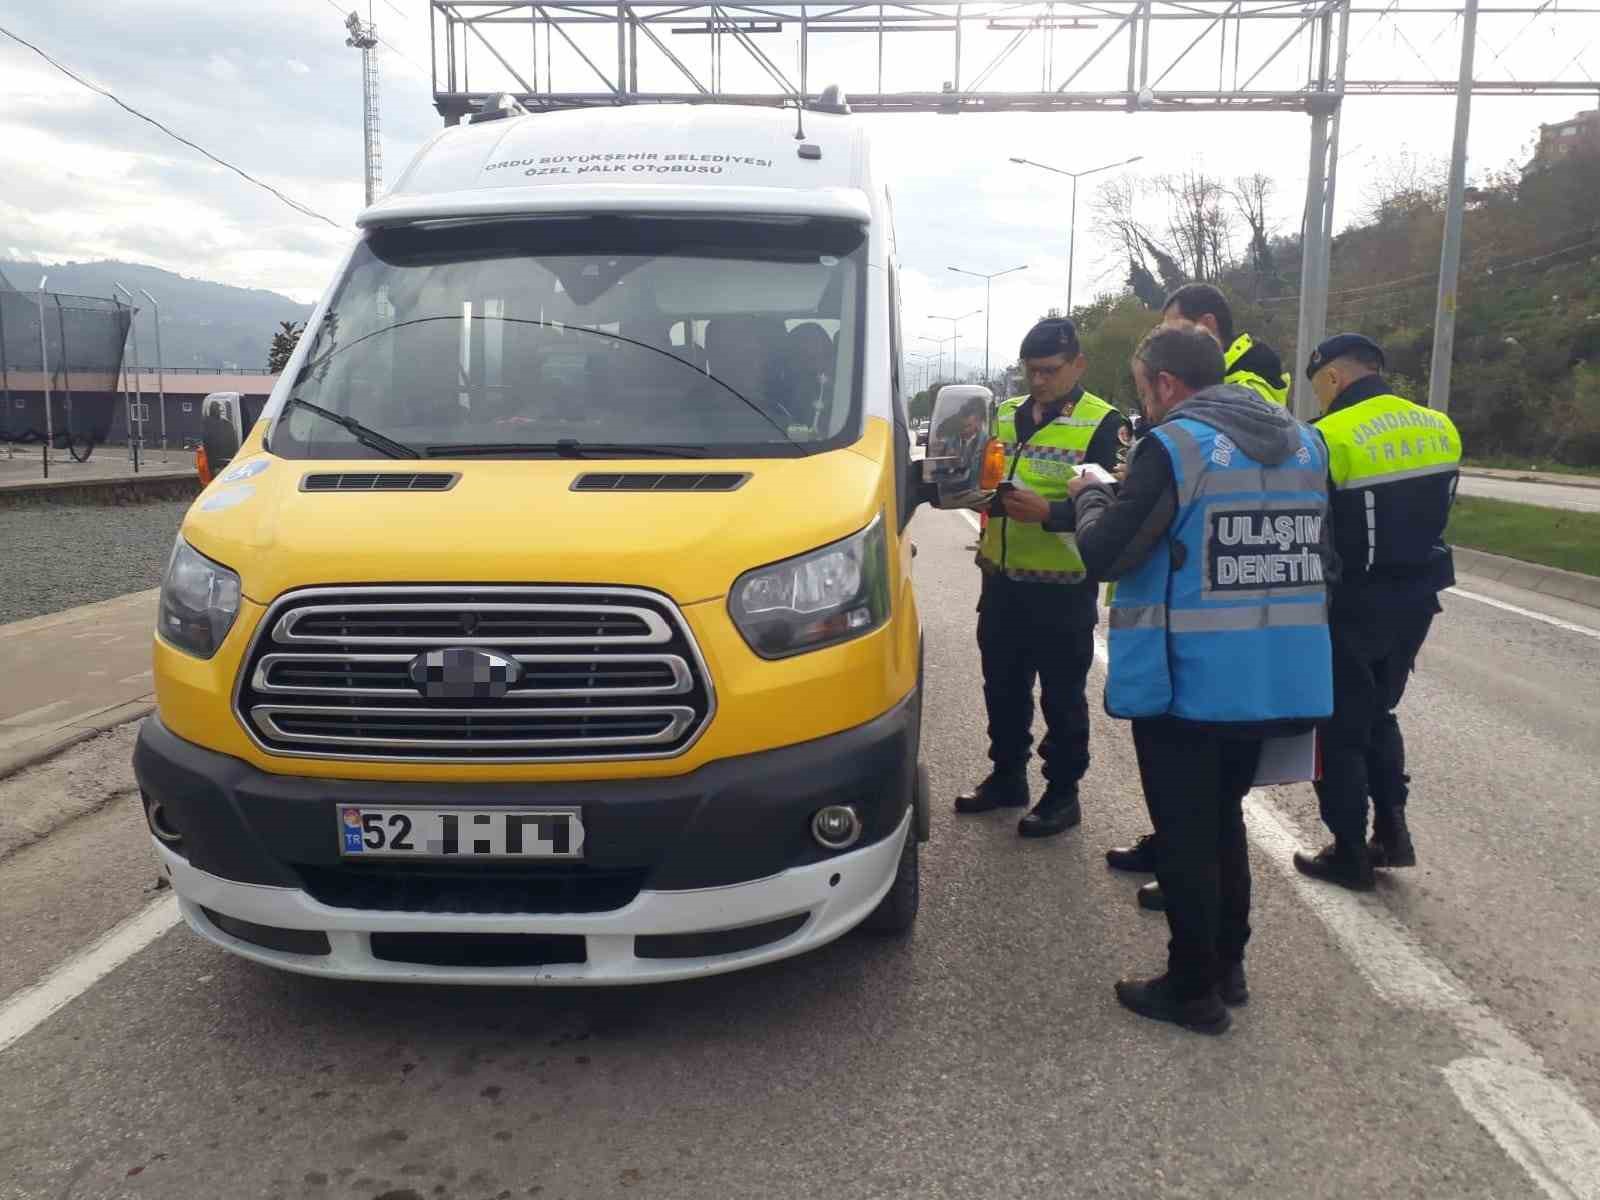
[0,588,161,643]
[1461,467,1600,493]
[0,698,154,783]
[1452,546,1600,611]
[0,472,199,508]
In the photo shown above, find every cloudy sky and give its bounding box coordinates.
[2,0,1594,376]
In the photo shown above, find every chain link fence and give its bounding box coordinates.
[0,288,133,456]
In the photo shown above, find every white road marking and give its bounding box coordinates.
[1247,801,1600,1200]
[0,895,180,1056]
[1446,587,1600,641]
[1089,620,1600,1198]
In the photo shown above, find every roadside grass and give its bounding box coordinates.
[1463,456,1600,480]
[1448,496,1600,577]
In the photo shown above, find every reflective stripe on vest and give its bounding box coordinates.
[1224,333,1290,407]
[977,390,1115,584]
[1316,393,1461,490]
[1104,414,1334,724]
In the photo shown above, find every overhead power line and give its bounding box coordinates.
[0,22,343,230]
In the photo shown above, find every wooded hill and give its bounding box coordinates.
[1066,147,1600,465]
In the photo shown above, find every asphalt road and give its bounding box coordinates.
[2,508,1598,1200]
[1456,473,1600,513]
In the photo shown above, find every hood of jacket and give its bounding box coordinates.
[1164,382,1304,466]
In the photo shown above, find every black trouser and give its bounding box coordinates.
[976,574,1096,788]
[1314,600,1438,847]
[1132,718,1263,1000]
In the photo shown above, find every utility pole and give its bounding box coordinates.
[346,7,383,206]
[1429,0,1478,413]
[114,282,143,472]
[139,288,169,460]
[37,275,52,479]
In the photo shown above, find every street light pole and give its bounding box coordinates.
[928,310,982,385]
[948,264,1028,385]
[907,352,936,396]
[917,334,953,386]
[138,288,168,460]
[1009,154,1143,315]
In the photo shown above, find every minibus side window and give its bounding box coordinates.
[887,262,913,530]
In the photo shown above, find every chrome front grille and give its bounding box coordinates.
[235,586,713,762]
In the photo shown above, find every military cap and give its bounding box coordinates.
[1305,332,1385,380]
[1020,317,1080,360]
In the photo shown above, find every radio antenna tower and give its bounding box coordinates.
[344,7,382,206]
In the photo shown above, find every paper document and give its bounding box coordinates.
[1075,463,1116,485]
[1253,729,1319,785]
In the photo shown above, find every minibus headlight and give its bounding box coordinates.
[158,537,242,659]
[729,515,891,659]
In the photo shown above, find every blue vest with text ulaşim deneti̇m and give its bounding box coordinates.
[1106,415,1334,724]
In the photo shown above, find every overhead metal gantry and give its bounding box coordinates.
[428,0,1600,415]
[428,1,1600,116]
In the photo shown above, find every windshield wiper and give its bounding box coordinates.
[424,440,716,459]
[280,397,421,459]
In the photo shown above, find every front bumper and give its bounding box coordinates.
[134,693,919,984]
[156,813,908,985]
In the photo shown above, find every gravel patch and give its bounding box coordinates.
[0,498,188,624]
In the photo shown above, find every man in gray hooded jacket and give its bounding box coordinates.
[1069,325,1334,1034]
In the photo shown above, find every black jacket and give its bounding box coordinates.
[1315,374,1457,621]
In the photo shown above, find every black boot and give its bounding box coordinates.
[1018,785,1081,838]
[1136,880,1166,911]
[1114,974,1231,1035]
[1105,832,1159,873]
[1370,808,1417,869]
[1293,841,1376,891]
[1219,961,1249,1007]
[953,770,1030,814]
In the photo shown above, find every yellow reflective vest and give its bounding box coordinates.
[1224,333,1291,407]
[1315,388,1461,579]
[977,390,1116,584]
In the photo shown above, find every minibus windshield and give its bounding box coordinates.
[269,216,866,460]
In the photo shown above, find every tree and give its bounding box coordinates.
[267,321,304,374]
[1362,149,1449,225]
[1231,173,1279,292]
[1127,259,1165,309]
[1549,361,1600,464]
[1074,296,1164,410]
[1158,168,1234,282]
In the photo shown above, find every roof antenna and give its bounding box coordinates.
[794,37,806,141]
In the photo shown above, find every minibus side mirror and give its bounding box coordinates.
[921,384,998,511]
[200,391,244,478]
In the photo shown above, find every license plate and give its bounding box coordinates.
[336,806,584,859]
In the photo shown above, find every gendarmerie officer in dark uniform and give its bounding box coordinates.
[1293,334,1462,888]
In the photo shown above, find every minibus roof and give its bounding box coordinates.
[358,104,872,229]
